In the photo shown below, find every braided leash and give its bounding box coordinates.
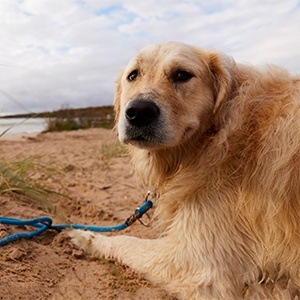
[0,199,153,246]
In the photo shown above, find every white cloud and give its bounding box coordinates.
[0,0,299,114]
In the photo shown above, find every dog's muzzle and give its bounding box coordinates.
[125,99,160,127]
[119,99,165,148]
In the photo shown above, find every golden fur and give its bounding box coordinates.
[70,42,300,299]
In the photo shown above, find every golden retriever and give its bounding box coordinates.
[69,42,300,299]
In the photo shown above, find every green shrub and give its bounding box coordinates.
[46,118,81,132]
[45,116,114,132]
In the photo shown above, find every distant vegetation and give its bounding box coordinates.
[4,105,116,132]
[4,105,114,119]
[44,106,115,132]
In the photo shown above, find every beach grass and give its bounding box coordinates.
[0,157,67,216]
[100,141,128,169]
[101,141,128,159]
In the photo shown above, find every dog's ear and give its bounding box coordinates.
[208,52,236,125]
[114,70,124,123]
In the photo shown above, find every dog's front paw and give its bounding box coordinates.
[68,229,96,254]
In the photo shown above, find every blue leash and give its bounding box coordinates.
[0,199,153,247]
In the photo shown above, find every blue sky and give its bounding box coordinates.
[0,0,299,115]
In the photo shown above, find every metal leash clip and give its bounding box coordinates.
[137,191,152,227]
[125,191,153,227]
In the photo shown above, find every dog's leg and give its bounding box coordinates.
[68,229,243,299]
[68,229,165,279]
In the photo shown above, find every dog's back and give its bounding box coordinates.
[208,67,300,298]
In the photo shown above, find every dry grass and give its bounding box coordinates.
[100,141,128,170]
[0,157,67,215]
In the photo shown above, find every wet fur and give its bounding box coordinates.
[70,42,300,299]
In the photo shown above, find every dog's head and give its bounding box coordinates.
[115,42,235,149]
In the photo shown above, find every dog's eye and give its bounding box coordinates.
[171,70,193,83]
[127,70,139,82]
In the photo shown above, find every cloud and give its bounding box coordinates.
[0,0,299,114]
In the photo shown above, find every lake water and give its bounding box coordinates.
[0,118,47,136]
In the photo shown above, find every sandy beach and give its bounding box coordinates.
[0,128,172,300]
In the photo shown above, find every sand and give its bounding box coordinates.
[0,128,172,300]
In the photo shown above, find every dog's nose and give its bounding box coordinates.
[125,100,160,127]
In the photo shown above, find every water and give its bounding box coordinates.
[0,118,47,136]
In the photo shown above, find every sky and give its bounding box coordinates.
[0,0,299,115]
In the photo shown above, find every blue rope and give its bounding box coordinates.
[0,200,153,247]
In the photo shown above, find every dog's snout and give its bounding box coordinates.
[125,100,160,127]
